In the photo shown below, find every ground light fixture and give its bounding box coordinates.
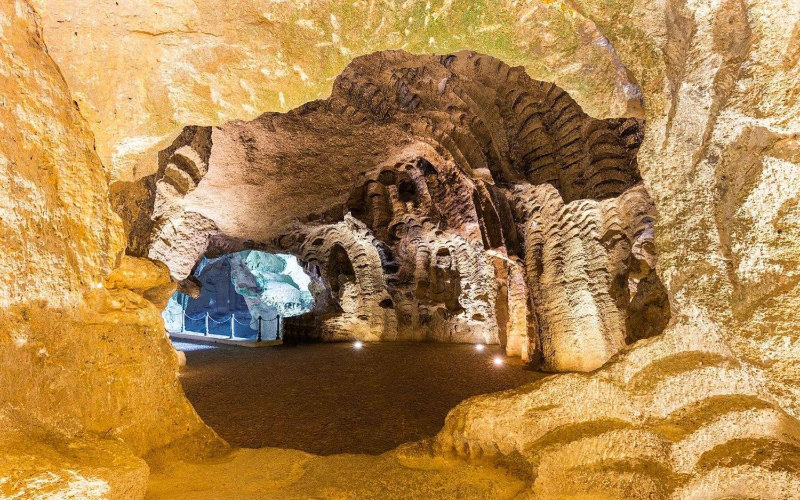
[353,341,363,349]
[475,343,485,352]
[493,356,504,366]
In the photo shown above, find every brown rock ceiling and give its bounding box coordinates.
[122,50,662,372]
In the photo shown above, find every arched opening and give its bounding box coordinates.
[326,244,356,300]
[10,2,800,497]
[163,251,313,341]
[121,49,669,461]
[429,247,463,314]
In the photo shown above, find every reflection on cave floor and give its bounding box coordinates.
[177,340,545,455]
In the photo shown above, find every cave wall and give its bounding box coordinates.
[0,3,221,495]
[131,50,659,368]
[30,0,643,184]
[576,0,800,417]
[434,1,800,496]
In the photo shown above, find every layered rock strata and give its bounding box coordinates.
[2,0,799,497]
[0,4,222,496]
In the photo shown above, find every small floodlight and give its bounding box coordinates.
[353,341,363,350]
[475,343,485,352]
[493,356,504,366]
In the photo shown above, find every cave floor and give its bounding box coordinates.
[145,444,528,500]
[175,340,545,455]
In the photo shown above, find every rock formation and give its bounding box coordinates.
[0,3,222,496]
[437,316,800,499]
[2,0,799,498]
[117,50,663,373]
[162,251,312,337]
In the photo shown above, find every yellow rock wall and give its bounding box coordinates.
[2,0,799,497]
[19,0,800,440]
[0,0,220,472]
[583,0,800,416]
[30,0,642,182]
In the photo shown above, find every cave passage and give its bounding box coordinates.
[165,249,544,455]
[146,49,669,456]
[176,339,545,455]
[163,250,313,340]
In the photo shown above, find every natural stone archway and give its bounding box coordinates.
[297,217,394,341]
[117,50,664,371]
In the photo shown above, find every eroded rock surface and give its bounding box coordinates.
[1,0,799,498]
[126,50,662,370]
[0,4,222,497]
[437,314,800,499]
[30,0,643,183]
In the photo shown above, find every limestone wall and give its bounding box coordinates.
[30,0,642,184]
[576,0,800,417]
[0,4,221,494]
[131,50,657,356]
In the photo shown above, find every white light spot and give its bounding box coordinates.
[353,341,363,350]
[493,356,504,366]
[12,333,27,348]
[475,343,485,352]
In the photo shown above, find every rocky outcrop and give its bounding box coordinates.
[437,314,800,499]
[0,4,222,497]
[2,0,799,498]
[30,0,644,183]
[508,183,658,371]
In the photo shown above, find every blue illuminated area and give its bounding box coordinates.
[163,251,313,341]
[171,340,218,352]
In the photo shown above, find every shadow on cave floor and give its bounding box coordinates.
[176,340,546,455]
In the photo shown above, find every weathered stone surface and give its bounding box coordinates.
[145,443,527,500]
[30,0,642,183]
[132,50,656,359]
[436,313,800,499]
[509,183,660,371]
[1,0,798,498]
[0,3,223,491]
[580,0,800,418]
[0,411,149,500]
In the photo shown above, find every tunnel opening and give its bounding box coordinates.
[120,49,672,456]
[163,250,313,341]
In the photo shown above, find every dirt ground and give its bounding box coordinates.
[174,340,546,455]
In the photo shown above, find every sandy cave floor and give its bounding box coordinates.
[174,339,546,455]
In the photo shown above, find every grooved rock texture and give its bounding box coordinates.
[577,0,800,419]
[0,3,222,497]
[437,316,800,499]
[128,50,659,365]
[509,183,659,371]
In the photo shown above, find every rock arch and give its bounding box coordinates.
[122,50,667,371]
[297,217,394,341]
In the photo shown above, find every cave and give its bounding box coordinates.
[163,251,313,340]
[3,1,800,499]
